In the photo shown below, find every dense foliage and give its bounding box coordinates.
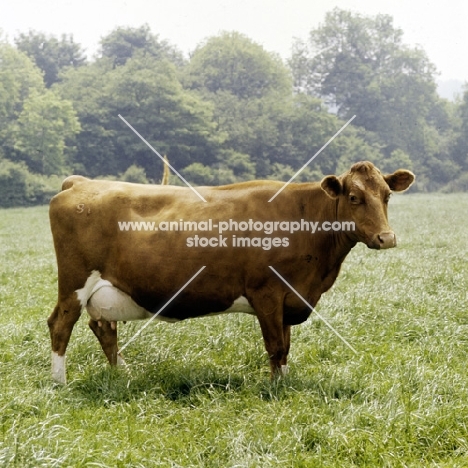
[1,9,467,206]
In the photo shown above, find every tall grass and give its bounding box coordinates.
[0,194,467,467]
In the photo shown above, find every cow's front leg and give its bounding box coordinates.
[88,319,125,366]
[280,324,291,376]
[263,329,288,378]
[249,289,288,378]
[263,324,290,377]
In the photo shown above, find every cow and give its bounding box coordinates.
[48,161,414,384]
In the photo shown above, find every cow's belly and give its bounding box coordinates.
[76,270,254,323]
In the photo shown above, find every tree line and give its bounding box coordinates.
[1,8,467,207]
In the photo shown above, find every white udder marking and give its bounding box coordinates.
[75,270,153,323]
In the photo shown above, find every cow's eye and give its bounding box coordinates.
[384,194,392,203]
[349,194,360,204]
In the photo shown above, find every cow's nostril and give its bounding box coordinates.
[378,232,396,249]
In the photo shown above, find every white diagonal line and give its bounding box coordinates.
[268,115,356,202]
[268,266,358,355]
[118,114,207,203]
[119,266,206,353]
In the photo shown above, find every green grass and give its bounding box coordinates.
[1,194,468,467]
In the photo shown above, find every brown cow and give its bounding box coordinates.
[48,161,414,383]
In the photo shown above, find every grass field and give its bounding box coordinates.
[1,193,468,467]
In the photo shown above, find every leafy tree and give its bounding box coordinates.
[57,52,221,179]
[290,10,437,143]
[181,149,257,186]
[286,93,357,175]
[291,9,437,116]
[108,53,222,179]
[378,149,413,173]
[0,40,81,177]
[100,24,184,68]
[453,85,468,172]
[182,162,216,185]
[207,90,294,177]
[186,32,291,99]
[55,58,123,176]
[0,159,32,207]
[184,33,295,177]
[15,31,86,87]
[0,158,60,207]
[290,8,459,186]
[266,163,295,182]
[13,89,80,175]
[220,150,256,179]
[0,42,45,157]
[184,31,385,180]
[120,164,148,184]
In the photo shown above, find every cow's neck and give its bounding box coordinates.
[329,196,357,256]
[301,186,357,299]
[304,185,355,250]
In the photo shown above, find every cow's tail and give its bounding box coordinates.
[161,156,170,185]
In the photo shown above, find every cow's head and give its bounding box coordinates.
[320,161,415,249]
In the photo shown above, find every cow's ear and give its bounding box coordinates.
[384,169,415,192]
[321,175,342,199]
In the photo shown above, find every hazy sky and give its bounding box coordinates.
[2,0,467,82]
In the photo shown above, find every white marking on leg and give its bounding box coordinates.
[281,364,289,376]
[117,355,126,367]
[52,351,66,384]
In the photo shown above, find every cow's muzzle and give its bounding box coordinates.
[372,231,396,249]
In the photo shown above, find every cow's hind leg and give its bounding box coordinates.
[88,319,126,367]
[47,298,82,384]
